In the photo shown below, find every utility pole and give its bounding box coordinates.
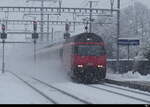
[116,0,120,73]
[40,0,44,41]
[4,11,9,32]
[2,39,5,73]
[32,21,39,63]
[58,0,62,15]
[51,27,54,42]
[110,0,115,16]
[89,1,93,33]
[88,1,98,33]
[73,13,76,32]
[1,24,7,74]
[47,14,50,41]
[24,23,28,40]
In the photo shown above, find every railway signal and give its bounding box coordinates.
[32,21,39,40]
[1,24,7,73]
[1,32,7,40]
[65,23,70,32]
[32,33,39,40]
[64,32,70,40]
[64,23,71,40]
[33,21,37,32]
[32,21,39,63]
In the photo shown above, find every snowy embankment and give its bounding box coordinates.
[106,71,150,82]
[106,54,150,82]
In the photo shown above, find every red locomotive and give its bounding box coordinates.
[60,32,107,83]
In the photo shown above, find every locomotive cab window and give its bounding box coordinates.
[74,45,106,56]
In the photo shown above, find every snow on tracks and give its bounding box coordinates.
[87,83,150,104]
[8,71,92,104]
[6,71,150,104]
[0,72,51,104]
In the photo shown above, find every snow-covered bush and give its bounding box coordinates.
[133,53,150,75]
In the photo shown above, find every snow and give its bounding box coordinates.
[0,72,147,104]
[52,82,147,104]
[107,71,150,82]
[107,59,135,61]
[0,73,51,104]
[118,38,140,40]
[134,55,149,61]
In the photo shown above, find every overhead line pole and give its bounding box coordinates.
[89,1,93,33]
[1,24,7,74]
[88,1,99,33]
[51,27,54,43]
[40,0,44,41]
[2,39,5,73]
[116,0,120,73]
[47,14,50,41]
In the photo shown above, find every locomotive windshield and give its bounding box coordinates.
[74,45,106,56]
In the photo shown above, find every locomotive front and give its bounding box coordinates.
[71,33,107,83]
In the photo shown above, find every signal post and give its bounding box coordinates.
[32,21,39,63]
[1,24,7,73]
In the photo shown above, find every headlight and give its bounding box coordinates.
[97,65,104,68]
[77,65,83,68]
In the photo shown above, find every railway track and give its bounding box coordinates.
[105,79,150,92]
[8,71,92,104]
[7,71,150,104]
[87,84,150,104]
[8,71,57,104]
[31,77,92,104]
[102,83,150,97]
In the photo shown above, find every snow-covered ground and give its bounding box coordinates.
[0,73,51,104]
[1,71,150,104]
[0,42,70,104]
[107,70,150,82]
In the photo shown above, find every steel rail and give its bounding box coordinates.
[31,77,93,104]
[8,71,57,104]
[88,85,150,104]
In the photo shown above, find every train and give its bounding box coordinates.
[60,32,107,83]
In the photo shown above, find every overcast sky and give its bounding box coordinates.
[0,0,150,9]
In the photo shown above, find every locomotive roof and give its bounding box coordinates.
[66,32,104,43]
